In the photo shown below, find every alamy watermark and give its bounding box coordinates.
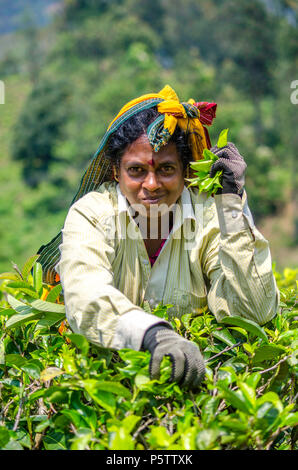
[101,201,204,251]
[0,80,5,104]
[290,80,298,104]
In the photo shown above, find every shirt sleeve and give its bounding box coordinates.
[55,194,169,351]
[202,191,279,325]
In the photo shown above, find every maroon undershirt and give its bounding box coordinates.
[148,238,167,267]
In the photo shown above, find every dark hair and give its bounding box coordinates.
[105,107,192,170]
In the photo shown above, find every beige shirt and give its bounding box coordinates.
[56,182,279,350]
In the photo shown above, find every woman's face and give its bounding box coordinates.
[118,134,185,216]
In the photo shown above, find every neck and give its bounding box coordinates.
[137,211,173,240]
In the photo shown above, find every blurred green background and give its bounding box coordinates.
[0,0,297,273]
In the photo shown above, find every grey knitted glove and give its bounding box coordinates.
[209,142,247,195]
[142,325,205,389]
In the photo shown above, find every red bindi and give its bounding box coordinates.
[148,158,154,166]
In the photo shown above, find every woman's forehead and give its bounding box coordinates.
[121,135,179,165]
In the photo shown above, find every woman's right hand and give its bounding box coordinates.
[142,325,205,389]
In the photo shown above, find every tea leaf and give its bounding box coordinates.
[45,284,62,303]
[40,367,65,382]
[0,427,10,448]
[220,316,269,343]
[33,262,43,294]
[217,128,229,148]
[30,299,65,314]
[6,310,42,328]
[253,344,285,363]
[21,254,40,281]
[67,333,89,356]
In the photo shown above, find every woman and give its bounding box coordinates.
[37,85,279,389]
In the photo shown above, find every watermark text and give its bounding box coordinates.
[0,80,5,104]
[290,80,298,104]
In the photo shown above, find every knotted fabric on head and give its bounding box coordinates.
[37,84,217,284]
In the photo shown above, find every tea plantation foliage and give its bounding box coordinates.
[0,256,297,450]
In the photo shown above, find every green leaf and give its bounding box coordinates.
[9,288,40,299]
[67,333,89,356]
[147,426,178,448]
[6,310,42,329]
[217,366,237,385]
[253,344,285,363]
[257,392,283,413]
[217,128,229,148]
[2,438,23,450]
[81,380,116,416]
[96,381,132,399]
[217,382,251,414]
[0,339,4,364]
[33,262,43,294]
[7,294,30,312]
[21,254,40,281]
[35,418,51,433]
[30,299,65,314]
[21,360,42,380]
[202,148,219,162]
[121,415,141,434]
[245,372,261,390]
[46,284,62,303]
[6,281,35,291]
[220,417,247,432]
[109,427,135,450]
[0,272,21,281]
[201,396,221,424]
[213,328,237,347]
[43,430,68,450]
[135,372,153,390]
[283,412,298,427]
[44,386,68,404]
[36,312,65,328]
[238,382,256,410]
[190,159,214,172]
[196,429,219,450]
[220,316,269,343]
[5,354,26,368]
[70,428,93,450]
[0,427,10,448]
[40,367,64,382]
[70,392,98,432]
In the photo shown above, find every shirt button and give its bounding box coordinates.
[232,210,238,219]
[143,259,149,265]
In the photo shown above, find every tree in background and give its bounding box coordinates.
[12,78,69,188]
[1,0,297,273]
[273,1,298,243]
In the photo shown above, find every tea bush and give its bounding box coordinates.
[0,256,297,450]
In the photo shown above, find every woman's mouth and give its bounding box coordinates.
[142,195,164,204]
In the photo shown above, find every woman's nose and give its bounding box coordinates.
[142,171,161,191]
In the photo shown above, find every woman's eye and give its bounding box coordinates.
[128,167,144,175]
[161,165,175,174]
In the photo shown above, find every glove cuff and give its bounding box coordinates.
[141,324,173,353]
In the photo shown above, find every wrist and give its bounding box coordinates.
[141,324,173,352]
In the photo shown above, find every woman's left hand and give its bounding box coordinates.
[209,142,247,195]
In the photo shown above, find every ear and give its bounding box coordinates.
[184,164,190,180]
[112,165,119,182]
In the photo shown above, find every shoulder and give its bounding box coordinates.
[67,182,118,223]
[188,187,218,227]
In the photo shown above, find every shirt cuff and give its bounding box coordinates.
[214,192,251,235]
[111,310,170,351]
